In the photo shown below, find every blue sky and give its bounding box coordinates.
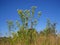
[0,0,60,36]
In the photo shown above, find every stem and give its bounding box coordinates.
[31,21,33,29]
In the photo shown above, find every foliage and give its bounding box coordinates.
[17,6,41,29]
[40,19,57,36]
[0,6,60,45]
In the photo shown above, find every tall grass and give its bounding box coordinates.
[0,29,60,45]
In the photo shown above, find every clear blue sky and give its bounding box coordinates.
[0,0,60,36]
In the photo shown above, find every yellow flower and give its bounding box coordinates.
[18,10,22,14]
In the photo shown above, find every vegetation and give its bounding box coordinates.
[0,6,60,45]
